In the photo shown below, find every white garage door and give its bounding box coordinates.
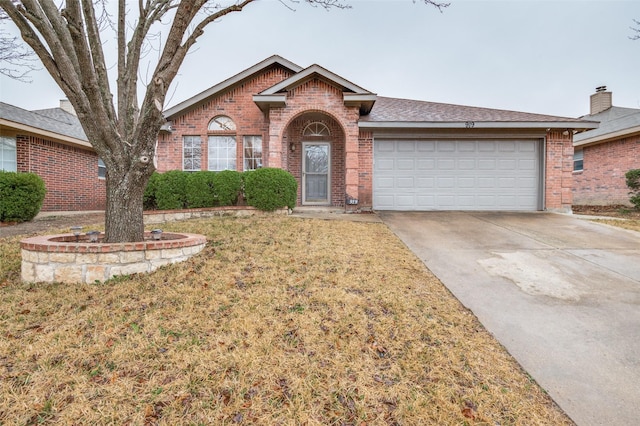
[373,139,541,211]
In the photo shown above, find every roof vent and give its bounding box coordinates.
[590,86,612,115]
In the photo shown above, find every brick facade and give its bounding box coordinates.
[161,66,361,208]
[545,130,574,212]
[573,135,640,206]
[15,134,106,212]
[159,59,580,212]
[157,66,295,172]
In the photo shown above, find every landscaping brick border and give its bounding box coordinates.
[21,232,206,284]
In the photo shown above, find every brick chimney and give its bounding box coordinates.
[59,99,77,116]
[590,86,612,115]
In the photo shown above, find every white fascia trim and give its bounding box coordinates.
[359,121,600,130]
[343,94,378,103]
[253,94,286,104]
[0,119,92,149]
[574,125,640,147]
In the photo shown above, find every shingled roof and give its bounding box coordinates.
[574,106,640,146]
[0,102,88,144]
[359,97,597,130]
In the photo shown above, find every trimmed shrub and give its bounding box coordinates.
[213,170,242,206]
[155,170,188,210]
[143,172,161,210]
[626,169,640,209]
[243,168,297,211]
[186,171,217,208]
[0,171,46,223]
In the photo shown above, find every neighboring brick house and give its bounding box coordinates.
[0,101,106,212]
[160,55,596,212]
[573,87,640,206]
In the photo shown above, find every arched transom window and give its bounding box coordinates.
[208,115,236,131]
[303,122,330,137]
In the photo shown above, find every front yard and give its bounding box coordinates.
[0,216,572,424]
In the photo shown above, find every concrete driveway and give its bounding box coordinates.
[379,211,640,426]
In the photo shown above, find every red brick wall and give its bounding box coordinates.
[268,78,361,206]
[159,69,362,208]
[285,116,345,206]
[157,65,295,172]
[545,130,573,212]
[16,135,106,212]
[357,131,373,209]
[573,134,640,206]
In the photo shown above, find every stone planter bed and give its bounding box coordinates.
[21,232,206,284]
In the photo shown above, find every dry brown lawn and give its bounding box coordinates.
[0,216,573,425]
[591,218,640,233]
[573,205,640,233]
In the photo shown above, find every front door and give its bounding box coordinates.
[302,142,330,205]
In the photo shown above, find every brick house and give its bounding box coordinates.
[572,87,640,206]
[160,55,597,212]
[0,101,106,212]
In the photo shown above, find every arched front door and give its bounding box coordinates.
[302,142,330,205]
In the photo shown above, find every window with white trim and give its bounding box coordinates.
[208,135,236,171]
[573,149,583,172]
[98,158,106,178]
[243,136,262,171]
[0,136,17,172]
[303,122,330,137]
[183,136,202,171]
[208,115,236,132]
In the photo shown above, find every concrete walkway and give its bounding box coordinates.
[379,211,640,426]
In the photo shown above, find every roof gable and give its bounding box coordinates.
[253,64,377,114]
[164,55,303,119]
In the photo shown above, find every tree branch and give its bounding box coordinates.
[631,19,640,40]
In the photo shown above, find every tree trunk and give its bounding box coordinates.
[104,168,150,243]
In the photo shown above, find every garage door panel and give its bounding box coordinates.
[417,141,436,152]
[417,158,436,169]
[398,141,416,152]
[438,141,456,152]
[374,139,540,211]
[397,159,415,170]
[458,159,476,169]
[498,159,517,170]
[478,159,496,169]
[417,177,435,188]
[397,177,414,188]
[376,158,395,170]
[519,159,535,170]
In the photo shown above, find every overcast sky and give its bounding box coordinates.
[1,0,638,118]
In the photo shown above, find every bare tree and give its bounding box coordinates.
[0,12,37,81]
[0,0,449,243]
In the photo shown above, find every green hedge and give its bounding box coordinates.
[145,170,244,210]
[143,172,161,210]
[243,168,297,211]
[213,170,242,206]
[155,170,189,210]
[0,171,46,223]
[626,169,640,209]
[186,171,217,208]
